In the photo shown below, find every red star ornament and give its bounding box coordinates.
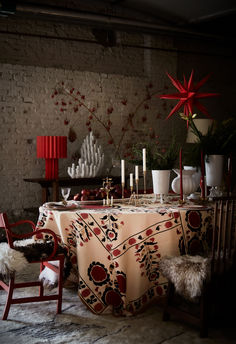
[158,70,220,120]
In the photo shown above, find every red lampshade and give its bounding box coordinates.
[37,136,67,179]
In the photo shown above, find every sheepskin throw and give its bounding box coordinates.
[0,240,72,288]
[159,255,210,300]
[0,243,28,280]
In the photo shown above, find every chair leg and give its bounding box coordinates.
[2,278,14,320]
[199,285,208,338]
[57,257,64,314]
[39,262,44,297]
[163,281,175,321]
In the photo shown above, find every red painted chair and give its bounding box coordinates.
[0,212,64,320]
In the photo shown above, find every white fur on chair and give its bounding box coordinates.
[159,255,210,300]
[0,243,28,278]
[39,261,59,290]
[0,239,72,289]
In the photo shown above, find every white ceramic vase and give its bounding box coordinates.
[171,169,198,197]
[184,166,201,187]
[205,155,224,187]
[205,154,224,198]
[152,170,170,203]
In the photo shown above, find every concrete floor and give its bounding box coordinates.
[0,264,236,344]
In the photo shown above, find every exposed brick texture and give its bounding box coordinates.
[0,15,235,221]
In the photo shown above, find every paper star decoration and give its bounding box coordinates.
[158,70,220,120]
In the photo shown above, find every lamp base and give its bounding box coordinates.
[45,159,58,179]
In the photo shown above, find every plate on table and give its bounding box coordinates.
[77,199,103,205]
[77,198,129,206]
[44,201,80,210]
[173,204,211,210]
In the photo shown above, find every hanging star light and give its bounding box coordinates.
[158,70,220,121]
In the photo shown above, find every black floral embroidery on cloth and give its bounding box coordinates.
[36,211,48,228]
[105,228,118,241]
[126,284,166,313]
[88,261,110,286]
[135,238,160,281]
[67,230,77,248]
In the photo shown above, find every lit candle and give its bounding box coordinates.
[200,151,205,199]
[121,159,125,183]
[179,148,183,201]
[135,165,139,180]
[130,173,133,187]
[142,148,146,172]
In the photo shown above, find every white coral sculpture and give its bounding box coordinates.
[68,131,104,178]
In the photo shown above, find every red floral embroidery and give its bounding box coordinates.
[94,303,103,312]
[128,238,136,245]
[146,228,153,236]
[80,213,88,219]
[81,289,90,298]
[106,244,112,251]
[165,221,172,228]
[94,227,101,235]
[113,249,121,257]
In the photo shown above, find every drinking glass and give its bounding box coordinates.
[61,187,71,203]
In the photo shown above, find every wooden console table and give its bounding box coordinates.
[24,177,122,203]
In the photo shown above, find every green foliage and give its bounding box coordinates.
[188,117,236,155]
[130,138,179,170]
[182,115,236,167]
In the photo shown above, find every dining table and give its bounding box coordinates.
[36,196,213,316]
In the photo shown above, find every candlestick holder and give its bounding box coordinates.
[178,198,186,205]
[130,185,133,195]
[143,170,147,194]
[121,182,125,199]
[135,179,139,198]
[129,192,140,206]
[100,177,114,206]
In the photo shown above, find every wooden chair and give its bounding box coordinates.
[159,198,236,337]
[0,212,65,320]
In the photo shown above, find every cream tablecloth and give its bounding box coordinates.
[37,201,213,315]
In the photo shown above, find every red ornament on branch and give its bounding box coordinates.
[158,70,220,121]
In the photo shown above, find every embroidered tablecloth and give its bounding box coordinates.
[37,201,213,315]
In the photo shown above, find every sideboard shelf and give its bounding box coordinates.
[24,176,122,203]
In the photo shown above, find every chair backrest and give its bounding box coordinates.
[0,213,14,248]
[0,213,36,249]
[211,198,236,275]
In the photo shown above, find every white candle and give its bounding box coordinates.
[142,148,146,172]
[135,165,139,180]
[121,159,125,183]
[130,173,133,187]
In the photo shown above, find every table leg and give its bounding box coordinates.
[42,187,48,204]
[52,181,59,202]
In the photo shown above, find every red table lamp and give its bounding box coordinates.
[37,136,67,179]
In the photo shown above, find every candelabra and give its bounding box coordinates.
[100,177,114,206]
